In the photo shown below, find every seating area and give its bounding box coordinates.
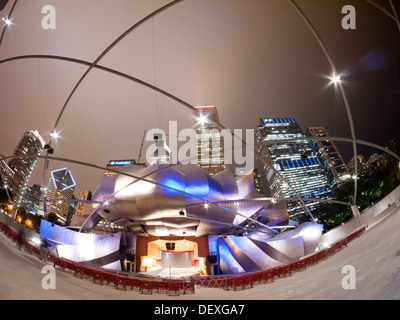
[0,219,365,296]
[193,226,366,291]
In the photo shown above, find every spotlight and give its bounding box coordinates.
[330,73,341,84]
[196,115,208,125]
[2,17,11,26]
[50,131,60,140]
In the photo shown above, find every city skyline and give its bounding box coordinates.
[0,0,399,193]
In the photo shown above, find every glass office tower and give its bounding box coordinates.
[194,106,227,176]
[43,168,76,225]
[306,127,351,190]
[256,118,332,221]
[0,130,45,211]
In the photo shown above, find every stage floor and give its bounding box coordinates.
[138,266,204,279]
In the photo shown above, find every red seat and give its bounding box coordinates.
[130,278,142,292]
[225,277,235,290]
[243,276,253,289]
[233,277,244,291]
[150,281,160,293]
[104,273,117,287]
[93,271,105,285]
[141,281,152,294]
[271,267,281,278]
[116,276,129,290]
[251,272,260,285]
[168,281,182,296]
[158,281,168,294]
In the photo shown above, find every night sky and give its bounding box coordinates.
[0,0,399,193]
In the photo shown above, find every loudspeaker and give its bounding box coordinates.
[126,253,135,262]
[207,255,217,264]
[166,242,175,251]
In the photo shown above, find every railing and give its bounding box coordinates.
[0,219,365,295]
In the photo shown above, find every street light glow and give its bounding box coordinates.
[330,73,341,84]
[197,115,208,125]
[50,131,60,139]
[2,18,12,26]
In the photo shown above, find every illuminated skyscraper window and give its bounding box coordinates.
[256,118,332,221]
[194,106,227,176]
[0,130,45,211]
[306,127,351,190]
[43,168,76,225]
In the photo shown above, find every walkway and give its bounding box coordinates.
[0,205,399,300]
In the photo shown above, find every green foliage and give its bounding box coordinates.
[47,212,59,224]
[313,139,400,231]
[312,203,352,230]
[15,207,42,232]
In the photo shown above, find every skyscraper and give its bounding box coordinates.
[20,184,42,215]
[306,127,351,190]
[74,189,93,216]
[43,167,76,225]
[0,130,45,211]
[256,118,332,221]
[253,168,266,196]
[194,106,227,176]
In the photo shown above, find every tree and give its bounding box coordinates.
[16,207,42,232]
[47,212,59,225]
[312,139,400,230]
[312,203,352,231]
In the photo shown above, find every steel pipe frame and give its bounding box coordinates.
[2,56,398,163]
[0,0,18,49]
[366,0,400,31]
[288,0,359,206]
[0,154,280,235]
[2,1,398,223]
[0,53,317,221]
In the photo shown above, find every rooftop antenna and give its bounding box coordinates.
[137,129,146,163]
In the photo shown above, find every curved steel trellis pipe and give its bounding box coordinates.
[366,0,400,31]
[2,2,360,222]
[288,0,359,206]
[0,0,18,49]
[0,154,279,235]
[39,0,185,221]
[2,57,398,163]
[0,54,317,221]
[50,0,184,142]
[5,57,397,161]
[388,0,400,32]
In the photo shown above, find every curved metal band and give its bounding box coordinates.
[289,0,359,205]
[0,54,317,220]
[50,0,184,138]
[0,154,279,234]
[0,0,18,48]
